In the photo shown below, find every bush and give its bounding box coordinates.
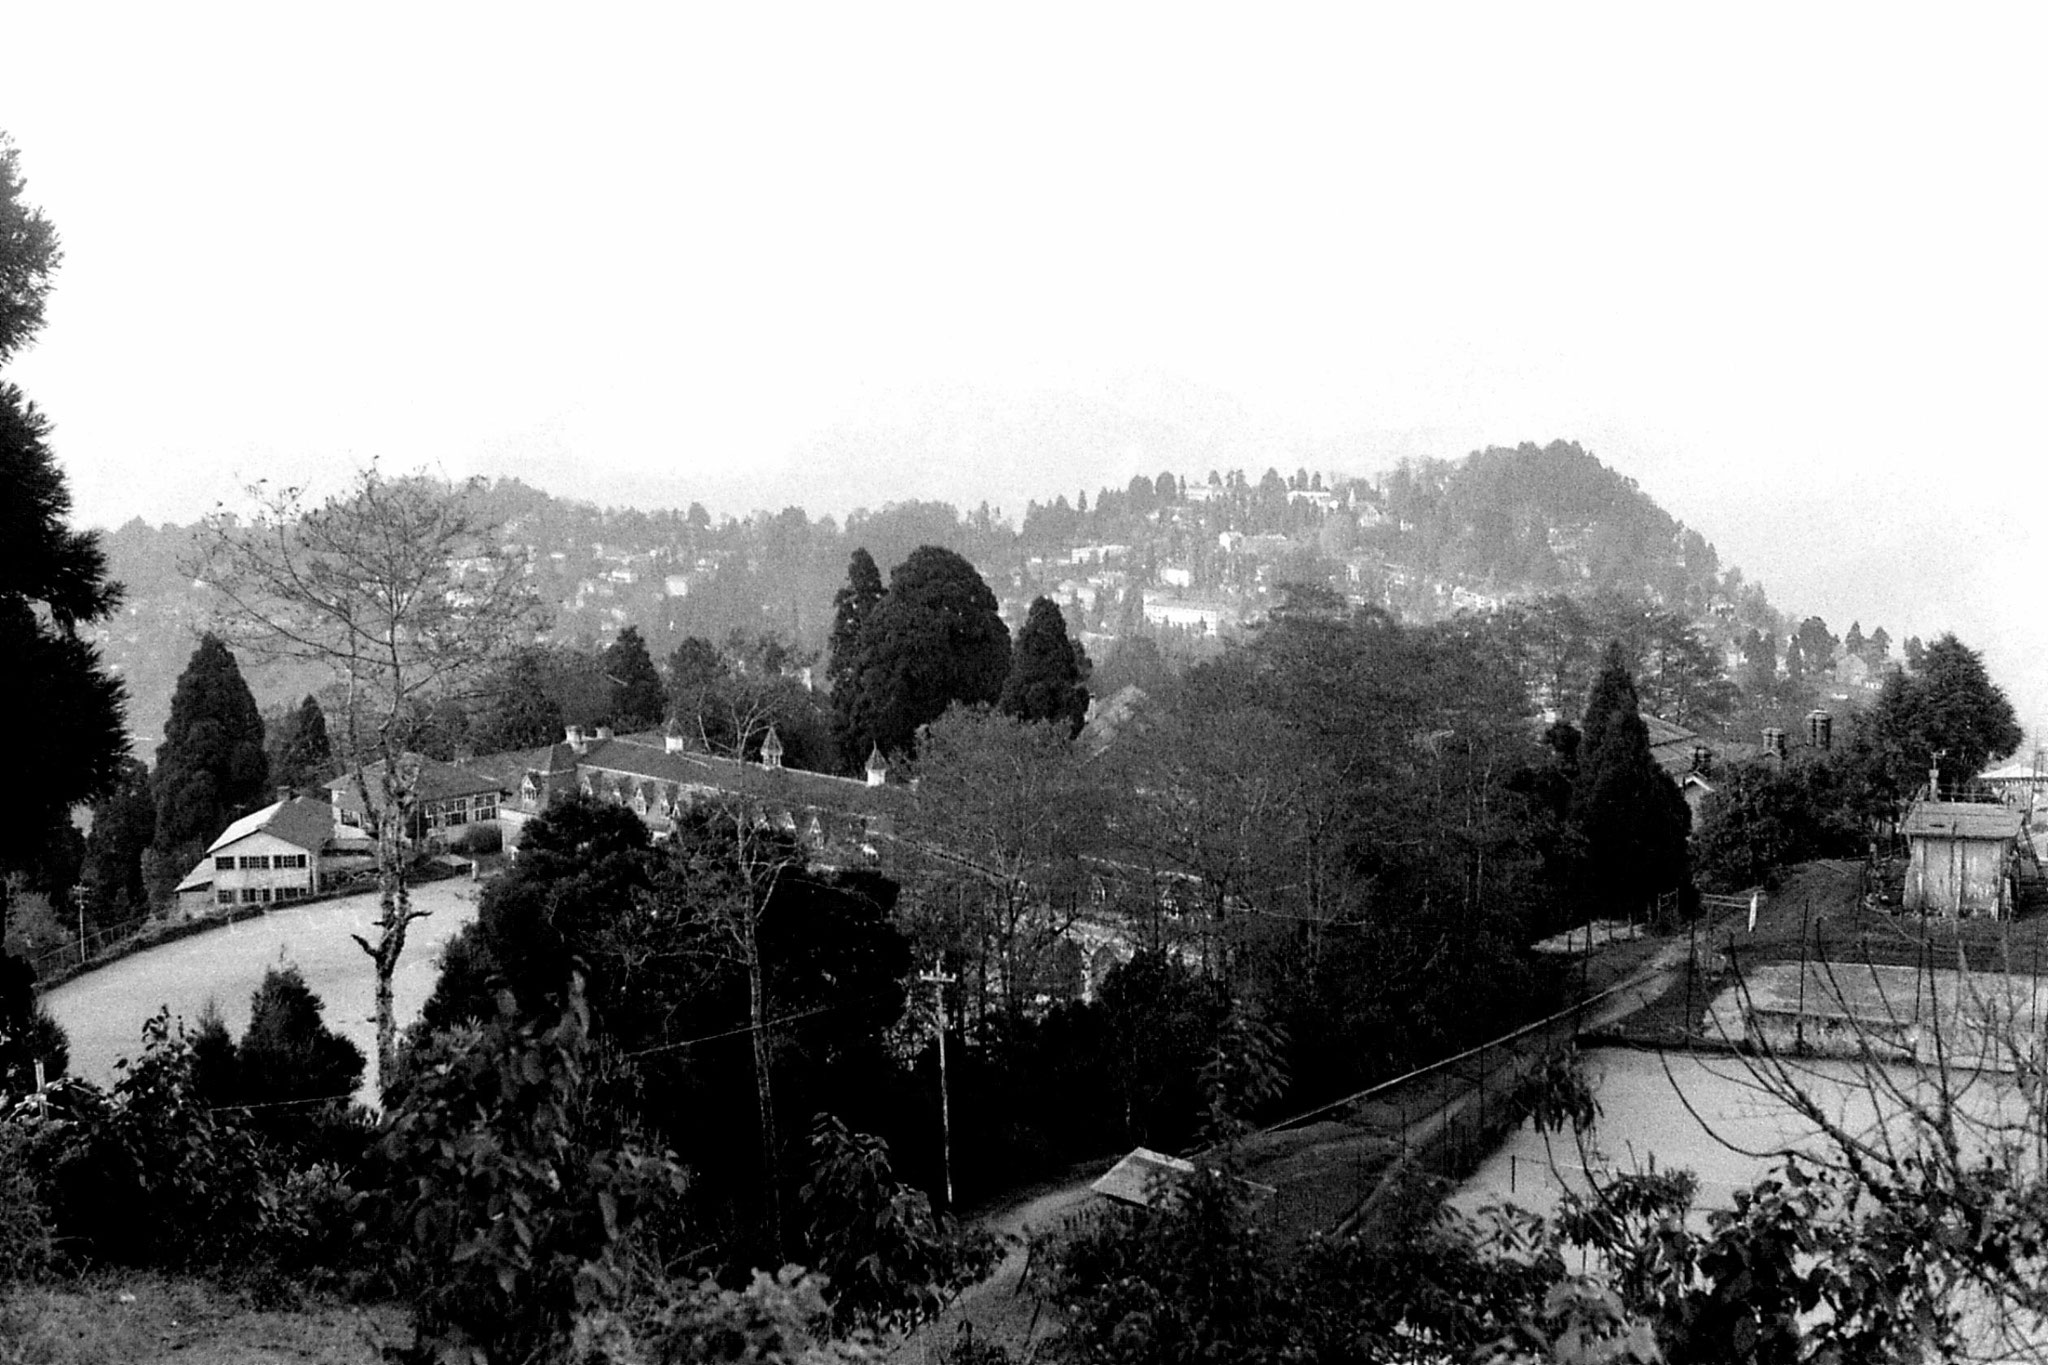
[0,1125,53,1282]
[375,977,689,1364]
[448,822,503,856]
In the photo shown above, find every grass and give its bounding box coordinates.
[0,1273,405,1365]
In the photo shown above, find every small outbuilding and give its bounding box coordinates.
[1901,800,2027,919]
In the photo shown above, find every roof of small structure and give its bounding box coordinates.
[327,755,506,803]
[1901,801,2026,842]
[206,797,337,855]
[1091,1147,1195,1206]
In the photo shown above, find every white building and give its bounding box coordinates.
[174,796,374,917]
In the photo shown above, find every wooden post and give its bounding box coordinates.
[919,961,959,1209]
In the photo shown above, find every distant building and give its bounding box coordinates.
[327,756,504,842]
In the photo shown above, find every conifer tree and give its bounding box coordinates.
[842,546,1010,759]
[274,694,334,793]
[827,549,885,766]
[602,625,665,731]
[0,134,128,948]
[1574,641,1690,915]
[150,633,269,897]
[81,757,154,932]
[1000,596,1092,736]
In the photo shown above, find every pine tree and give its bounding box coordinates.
[602,625,665,731]
[1001,596,1092,736]
[843,546,1011,759]
[150,632,268,898]
[274,694,334,793]
[1574,642,1690,915]
[0,135,128,955]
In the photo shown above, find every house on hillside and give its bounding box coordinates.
[174,795,376,917]
[1901,801,2026,919]
[1641,714,1764,819]
[326,756,505,844]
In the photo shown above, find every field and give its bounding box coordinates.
[42,880,483,1102]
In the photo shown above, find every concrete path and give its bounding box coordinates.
[43,880,482,1103]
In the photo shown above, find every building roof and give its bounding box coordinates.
[327,755,507,804]
[206,797,338,855]
[1901,801,2026,842]
[1091,1147,1196,1206]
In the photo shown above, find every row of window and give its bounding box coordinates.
[213,853,310,871]
[214,886,305,906]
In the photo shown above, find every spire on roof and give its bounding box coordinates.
[760,725,784,770]
[865,744,888,787]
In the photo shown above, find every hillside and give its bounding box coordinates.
[88,442,1894,758]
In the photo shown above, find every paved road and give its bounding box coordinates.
[43,879,482,1103]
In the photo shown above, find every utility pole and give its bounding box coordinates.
[920,960,958,1208]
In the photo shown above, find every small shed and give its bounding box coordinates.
[1901,801,2026,919]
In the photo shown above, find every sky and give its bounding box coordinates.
[4,5,2046,729]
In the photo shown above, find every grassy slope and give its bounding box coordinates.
[0,1275,405,1365]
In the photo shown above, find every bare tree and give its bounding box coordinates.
[190,468,545,1085]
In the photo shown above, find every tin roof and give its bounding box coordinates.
[1091,1147,1195,1206]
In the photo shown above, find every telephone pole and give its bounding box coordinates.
[919,960,958,1208]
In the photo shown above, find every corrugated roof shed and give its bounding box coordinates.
[1900,801,2026,842]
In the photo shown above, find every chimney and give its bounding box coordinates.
[1763,727,1788,761]
[595,726,613,741]
[664,722,686,755]
[865,744,888,788]
[566,725,586,753]
[276,786,294,806]
[1806,708,1833,751]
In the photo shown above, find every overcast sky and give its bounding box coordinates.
[5,5,2045,729]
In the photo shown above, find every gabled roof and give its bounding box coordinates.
[206,797,336,855]
[327,755,506,804]
[1901,801,2026,842]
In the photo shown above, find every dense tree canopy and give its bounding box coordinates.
[468,646,564,754]
[826,549,884,766]
[840,546,1010,759]
[1866,631,2022,799]
[81,757,155,932]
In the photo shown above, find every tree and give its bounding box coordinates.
[601,625,665,731]
[1866,631,2021,795]
[468,647,563,754]
[999,596,1091,736]
[237,965,367,1111]
[81,757,155,933]
[840,546,1010,759]
[1795,615,1837,673]
[272,694,334,793]
[149,633,268,899]
[191,468,546,1088]
[826,549,884,767]
[0,135,127,952]
[1574,642,1690,915]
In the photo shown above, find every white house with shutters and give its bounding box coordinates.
[174,796,373,917]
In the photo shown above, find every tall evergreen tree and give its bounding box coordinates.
[1000,596,1092,736]
[843,546,1011,759]
[150,632,268,897]
[274,694,334,793]
[827,549,885,766]
[1574,642,1690,915]
[0,135,127,954]
[602,625,666,731]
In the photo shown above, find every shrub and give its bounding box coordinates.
[0,1125,53,1282]
[799,1115,1004,1334]
[449,822,504,856]
[375,978,688,1364]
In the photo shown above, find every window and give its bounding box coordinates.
[240,888,263,904]
[476,803,497,821]
[275,886,300,902]
[217,890,234,905]
[241,855,270,870]
[276,853,307,869]
[446,810,467,825]
[215,856,235,872]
